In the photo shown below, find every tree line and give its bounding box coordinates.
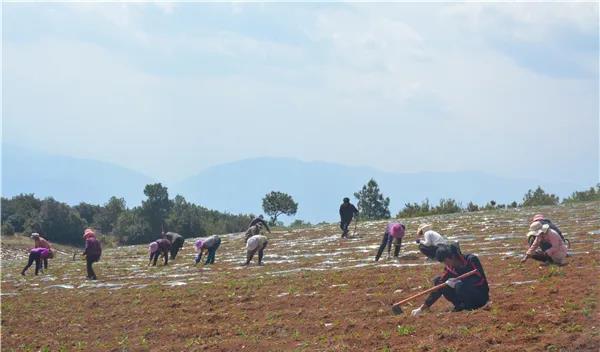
[1,183,252,246]
[356,180,600,220]
[2,180,598,245]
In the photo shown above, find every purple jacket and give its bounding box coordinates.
[156,238,171,252]
[84,238,102,260]
[31,247,51,259]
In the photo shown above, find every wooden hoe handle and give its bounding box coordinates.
[392,269,479,307]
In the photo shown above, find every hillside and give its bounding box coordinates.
[1,201,598,351]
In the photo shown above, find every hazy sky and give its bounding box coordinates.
[3,2,599,185]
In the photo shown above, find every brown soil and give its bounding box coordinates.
[2,202,599,351]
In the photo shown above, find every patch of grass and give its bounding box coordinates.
[118,334,129,349]
[397,325,416,336]
[417,343,432,351]
[540,266,564,281]
[582,306,592,317]
[489,305,500,316]
[563,300,578,312]
[288,285,299,295]
[74,341,87,350]
[565,323,583,333]
[380,330,391,339]
[186,337,202,347]
[457,325,471,336]
[582,296,597,318]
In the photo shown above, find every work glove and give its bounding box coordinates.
[411,307,424,317]
[416,239,421,244]
[445,278,460,289]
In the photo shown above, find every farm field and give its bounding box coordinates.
[1,202,599,351]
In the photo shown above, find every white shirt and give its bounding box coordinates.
[422,230,447,247]
[246,235,268,251]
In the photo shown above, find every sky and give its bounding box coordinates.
[3,2,599,186]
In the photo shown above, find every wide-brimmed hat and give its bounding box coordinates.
[526,221,550,238]
[417,224,432,235]
[531,214,545,222]
[83,228,96,239]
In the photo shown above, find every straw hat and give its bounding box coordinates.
[526,221,550,238]
[417,223,432,235]
[83,228,96,239]
[531,214,545,222]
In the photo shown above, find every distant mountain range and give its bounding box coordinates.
[2,144,154,206]
[2,145,582,223]
[171,158,579,223]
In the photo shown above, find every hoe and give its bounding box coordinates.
[391,269,478,315]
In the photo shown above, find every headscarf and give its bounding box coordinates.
[194,239,205,252]
[149,241,159,255]
[83,228,96,239]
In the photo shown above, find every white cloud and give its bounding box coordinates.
[2,3,598,185]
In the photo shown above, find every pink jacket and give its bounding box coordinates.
[386,222,405,239]
[527,229,567,263]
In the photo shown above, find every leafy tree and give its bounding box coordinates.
[165,195,207,236]
[563,184,600,203]
[289,219,312,229]
[466,202,479,212]
[2,222,15,236]
[1,194,42,232]
[74,202,102,226]
[94,196,126,233]
[433,198,462,215]
[113,207,151,244]
[354,179,390,220]
[397,199,431,218]
[141,183,172,234]
[262,191,298,224]
[483,200,498,211]
[522,186,559,207]
[38,197,85,244]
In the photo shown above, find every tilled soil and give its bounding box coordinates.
[1,202,599,351]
